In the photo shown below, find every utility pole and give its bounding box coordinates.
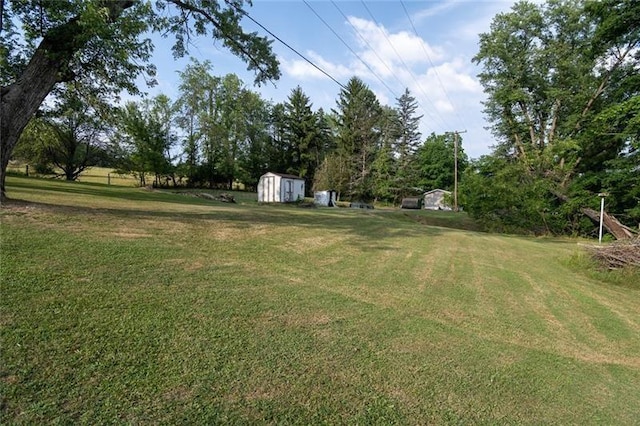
[449,130,467,212]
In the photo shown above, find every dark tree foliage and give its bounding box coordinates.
[118,97,177,187]
[393,88,422,200]
[12,83,113,180]
[236,89,271,190]
[332,77,382,202]
[461,155,578,235]
[371,105,399,203]
[281,86,330,195]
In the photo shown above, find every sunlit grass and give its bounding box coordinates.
[2,175,640,424]
[7,162,140,187]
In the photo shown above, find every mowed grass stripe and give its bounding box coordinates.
[2,175,640,424]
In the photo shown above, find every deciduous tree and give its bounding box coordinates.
[118,96,176,186]
[470,0,639,235]
[282,86,328,194]
[1,0,279,201]
[416,133,468,192]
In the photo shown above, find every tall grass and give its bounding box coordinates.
[2,175,640,424]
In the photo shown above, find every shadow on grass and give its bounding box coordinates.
[4,177,470,252]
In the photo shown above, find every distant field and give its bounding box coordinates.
[6,163,140,187]
[2,175,639,424]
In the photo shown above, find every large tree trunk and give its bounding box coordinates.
[1,17,85,203]
[552,190,636,240]
[582,208,635,240]
[0,1,133,203]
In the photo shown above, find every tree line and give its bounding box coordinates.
[2,0,638,237]
[12,66,466,205]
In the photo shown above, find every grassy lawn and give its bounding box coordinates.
[2,175,639,424]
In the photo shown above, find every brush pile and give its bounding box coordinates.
[586,237,640,270]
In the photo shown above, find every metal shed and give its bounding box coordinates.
[314,190,337,207]
[401,197,423,209]
[258,172,305,203]
[423,189,452,211]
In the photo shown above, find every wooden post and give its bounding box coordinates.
[25,165,29,176]
[108,173,111,186]
[449,130,466,212]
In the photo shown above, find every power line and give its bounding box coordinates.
[330,1,403,92]
[233,5,346,90]
[304,0,397,98]
[330,0,436,135]
[400,0,467,130]
[360,0,450,130]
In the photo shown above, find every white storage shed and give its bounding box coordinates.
[258,172,305,203]
[314,190,337,207]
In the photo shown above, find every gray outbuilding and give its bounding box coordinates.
[423,189,452,211]
[314,190,337,207]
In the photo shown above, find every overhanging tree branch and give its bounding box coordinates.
[166,0,275,85]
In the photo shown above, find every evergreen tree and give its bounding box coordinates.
[282,86,328,194]
[333,77,382,201]
[371,106,399,203]
[394,88,422,200]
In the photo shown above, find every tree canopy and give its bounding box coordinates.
[467,0,639,235]
[1,0,280,201]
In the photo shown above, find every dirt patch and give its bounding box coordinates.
[108,231,152,239]
[163,385,194,403]
[257,311,332,328]
[283,235,333,253]
[243,385,284,402]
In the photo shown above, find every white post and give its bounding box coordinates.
[598,194,605,244]
[454,132,458,212]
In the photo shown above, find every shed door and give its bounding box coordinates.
[268,176,276,202]
[284,180,293,202]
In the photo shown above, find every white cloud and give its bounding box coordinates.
[280,52,353,82]
[412,0,461,23]
[372,89,390,107]
[425,58,483,94]
[347,16,444,66]
[276,11,495,157]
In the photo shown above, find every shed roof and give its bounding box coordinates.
[424,189,451,195]
[264,172,304,180]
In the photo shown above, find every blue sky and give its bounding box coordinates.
[144,0,521,159]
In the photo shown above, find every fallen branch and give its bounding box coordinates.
[584,237,640,270]
[197,192,236,203]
